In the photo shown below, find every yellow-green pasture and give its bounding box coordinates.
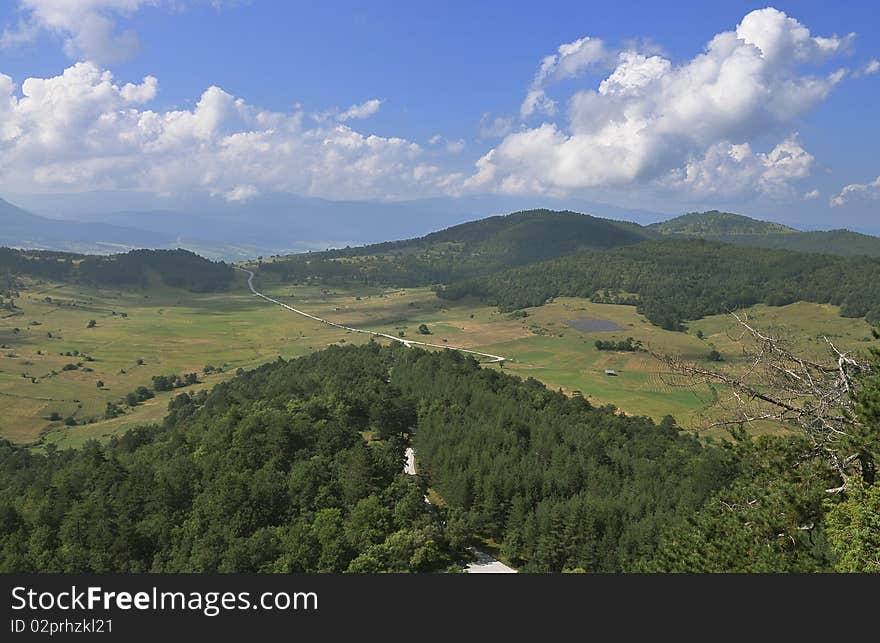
[0,272,373,446]
[257,278,875,433]
[1,268,874,448]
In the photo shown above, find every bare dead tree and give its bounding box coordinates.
[654,311,874,493]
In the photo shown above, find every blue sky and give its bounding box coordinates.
[1,1,879,229]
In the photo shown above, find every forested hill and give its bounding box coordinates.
[651,210,880,257]
[256,209,651,286]
[703,228,880,257]
[0,343,731,572]
[438,239,880,329]
[650,211,797,235]
[257,208,880,290]
[2,342,867,572]
[0,247,234,293]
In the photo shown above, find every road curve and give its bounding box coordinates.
[238,267,507,363]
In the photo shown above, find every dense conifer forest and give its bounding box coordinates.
[0,345,459,572]
[438,239,880,329]
[3,343,876,572]
[0,247,233,293]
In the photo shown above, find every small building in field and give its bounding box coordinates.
[604,369,618,376]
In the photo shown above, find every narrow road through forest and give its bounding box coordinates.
[239,267,515,572]
[404,447,517,574]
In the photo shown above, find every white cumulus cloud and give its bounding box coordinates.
[0,62,459,201]
[663,136,815,199]
[471,7,855,200]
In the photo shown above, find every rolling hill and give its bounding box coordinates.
[651,210,880,257]
[257,209,653,286]
[258,207,880,293]
[650,211,797,235]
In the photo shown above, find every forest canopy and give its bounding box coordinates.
[438,239,880,330]
[4,342,873,572]
[0,247,233,293]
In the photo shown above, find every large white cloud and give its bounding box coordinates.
[0,62,461,200]
[470,8,854,199]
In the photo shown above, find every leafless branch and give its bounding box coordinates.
[653,312,874,491]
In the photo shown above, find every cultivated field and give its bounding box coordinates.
[1,268,874,448]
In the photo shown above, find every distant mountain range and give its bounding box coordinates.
[3,192,880,261]
[1,193,488,259]
[0,197,173,255]
[279,208,880,270]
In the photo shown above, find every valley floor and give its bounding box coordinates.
[1,269,873,448]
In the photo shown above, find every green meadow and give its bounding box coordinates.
[1,268,873,448]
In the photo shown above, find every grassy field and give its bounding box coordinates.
[0,271,373,447]
[255,276,873,425]
[1,268,874,448]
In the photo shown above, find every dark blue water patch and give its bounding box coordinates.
[565,317,625,333]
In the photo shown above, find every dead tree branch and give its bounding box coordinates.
[653,312,873,491]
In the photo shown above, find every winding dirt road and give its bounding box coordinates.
[238,267,506,363]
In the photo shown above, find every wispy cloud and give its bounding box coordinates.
[338,98,382,121]
[521,36,610,118]
[2,1,245,64]
[831,176,880,207]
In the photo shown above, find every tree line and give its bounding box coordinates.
[438,239,880,330]
[0,247,233,293]
[594,337,644,352]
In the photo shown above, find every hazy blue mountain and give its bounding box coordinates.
[9,191,670,253]
[0,197,173,253]
[12,192,469,252]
